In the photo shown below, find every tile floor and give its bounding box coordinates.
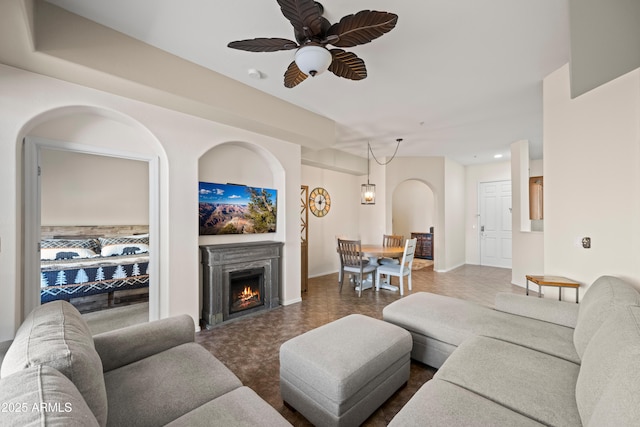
[196,264,529,426]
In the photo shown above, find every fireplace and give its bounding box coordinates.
[200,241,282,328]
[228,268,264,316]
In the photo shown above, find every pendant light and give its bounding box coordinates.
[361,142,376,204]
[361,138,403,205]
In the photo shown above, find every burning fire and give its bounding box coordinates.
[230,282,263,313]
[239,286,260,302]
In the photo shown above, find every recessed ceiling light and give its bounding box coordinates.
[494,154,503,159]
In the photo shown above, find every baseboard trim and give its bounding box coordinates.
[282,297,303,306]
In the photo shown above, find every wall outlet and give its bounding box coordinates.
[581,237,591,249]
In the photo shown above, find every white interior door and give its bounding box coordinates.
[479,181,512,268]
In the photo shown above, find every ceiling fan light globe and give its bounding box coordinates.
[294,45,332,77]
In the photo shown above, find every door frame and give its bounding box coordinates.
[23,136,160,321]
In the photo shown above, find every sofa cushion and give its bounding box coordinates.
[435,335,581,427]
[383,292,579,364]
[103,342,242,427]
[576,305,640,425]
[0,301,107,427]
[494,292,580,328]
[0,365,99,427]
[165,386,292,427]
[573,275,640,358]
[389,378,545,426]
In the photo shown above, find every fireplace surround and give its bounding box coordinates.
[200,241,283,328]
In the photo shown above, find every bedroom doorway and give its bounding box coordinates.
[24,137,160,324]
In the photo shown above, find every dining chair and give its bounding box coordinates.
[335,235,348,285]
[380,234,404,265]
[337,238,377,297]
[376,238,417,296]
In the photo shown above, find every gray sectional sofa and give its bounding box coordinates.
[0,300,291,427]
[384,275,640,426]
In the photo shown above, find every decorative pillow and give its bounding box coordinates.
[40,239,100,261]
[98,236,149,257]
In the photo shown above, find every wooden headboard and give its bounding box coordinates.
[40,225,149,239]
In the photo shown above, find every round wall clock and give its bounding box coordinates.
[309,187,331,217]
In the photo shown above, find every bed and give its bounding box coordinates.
[39,225,150,305]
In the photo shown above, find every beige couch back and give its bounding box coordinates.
[0,301,107,427]
[573,275,640,358]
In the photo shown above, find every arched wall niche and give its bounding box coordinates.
[18,105,167,322]
[197,140,287,245]
[392,179,436,240]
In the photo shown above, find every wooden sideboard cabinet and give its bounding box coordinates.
[411,232,433,260]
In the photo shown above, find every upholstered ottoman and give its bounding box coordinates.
[280,314,412,427]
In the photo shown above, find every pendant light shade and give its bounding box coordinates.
[295,45,332,77]
[361,141,376,204]
[361,183,376,204]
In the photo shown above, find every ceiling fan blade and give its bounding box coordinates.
[284,61,309,88]
[277,0,324,40]
[228,38,298,52]
[326,11,398,48]
[328,49,367,81]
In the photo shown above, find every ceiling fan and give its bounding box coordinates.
[227,0,398,88]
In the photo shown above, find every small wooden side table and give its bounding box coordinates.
[525,275,580,303]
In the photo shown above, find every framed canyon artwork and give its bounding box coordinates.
[199,182,277,235]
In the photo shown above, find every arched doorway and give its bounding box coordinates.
[21,107,164,322]
[392,180,435,240]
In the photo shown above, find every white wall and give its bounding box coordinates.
[444,158,467,271]
[0,64,302,341]
[543,63,640,293]
[302,165,361,277]
[40,149,149,226]
[199,144,274,190]
[464,161,511,264]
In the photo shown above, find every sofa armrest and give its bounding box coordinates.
[494,293,579,328]
[93,314,195,372]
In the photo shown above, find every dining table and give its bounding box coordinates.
[359,244,404,292]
